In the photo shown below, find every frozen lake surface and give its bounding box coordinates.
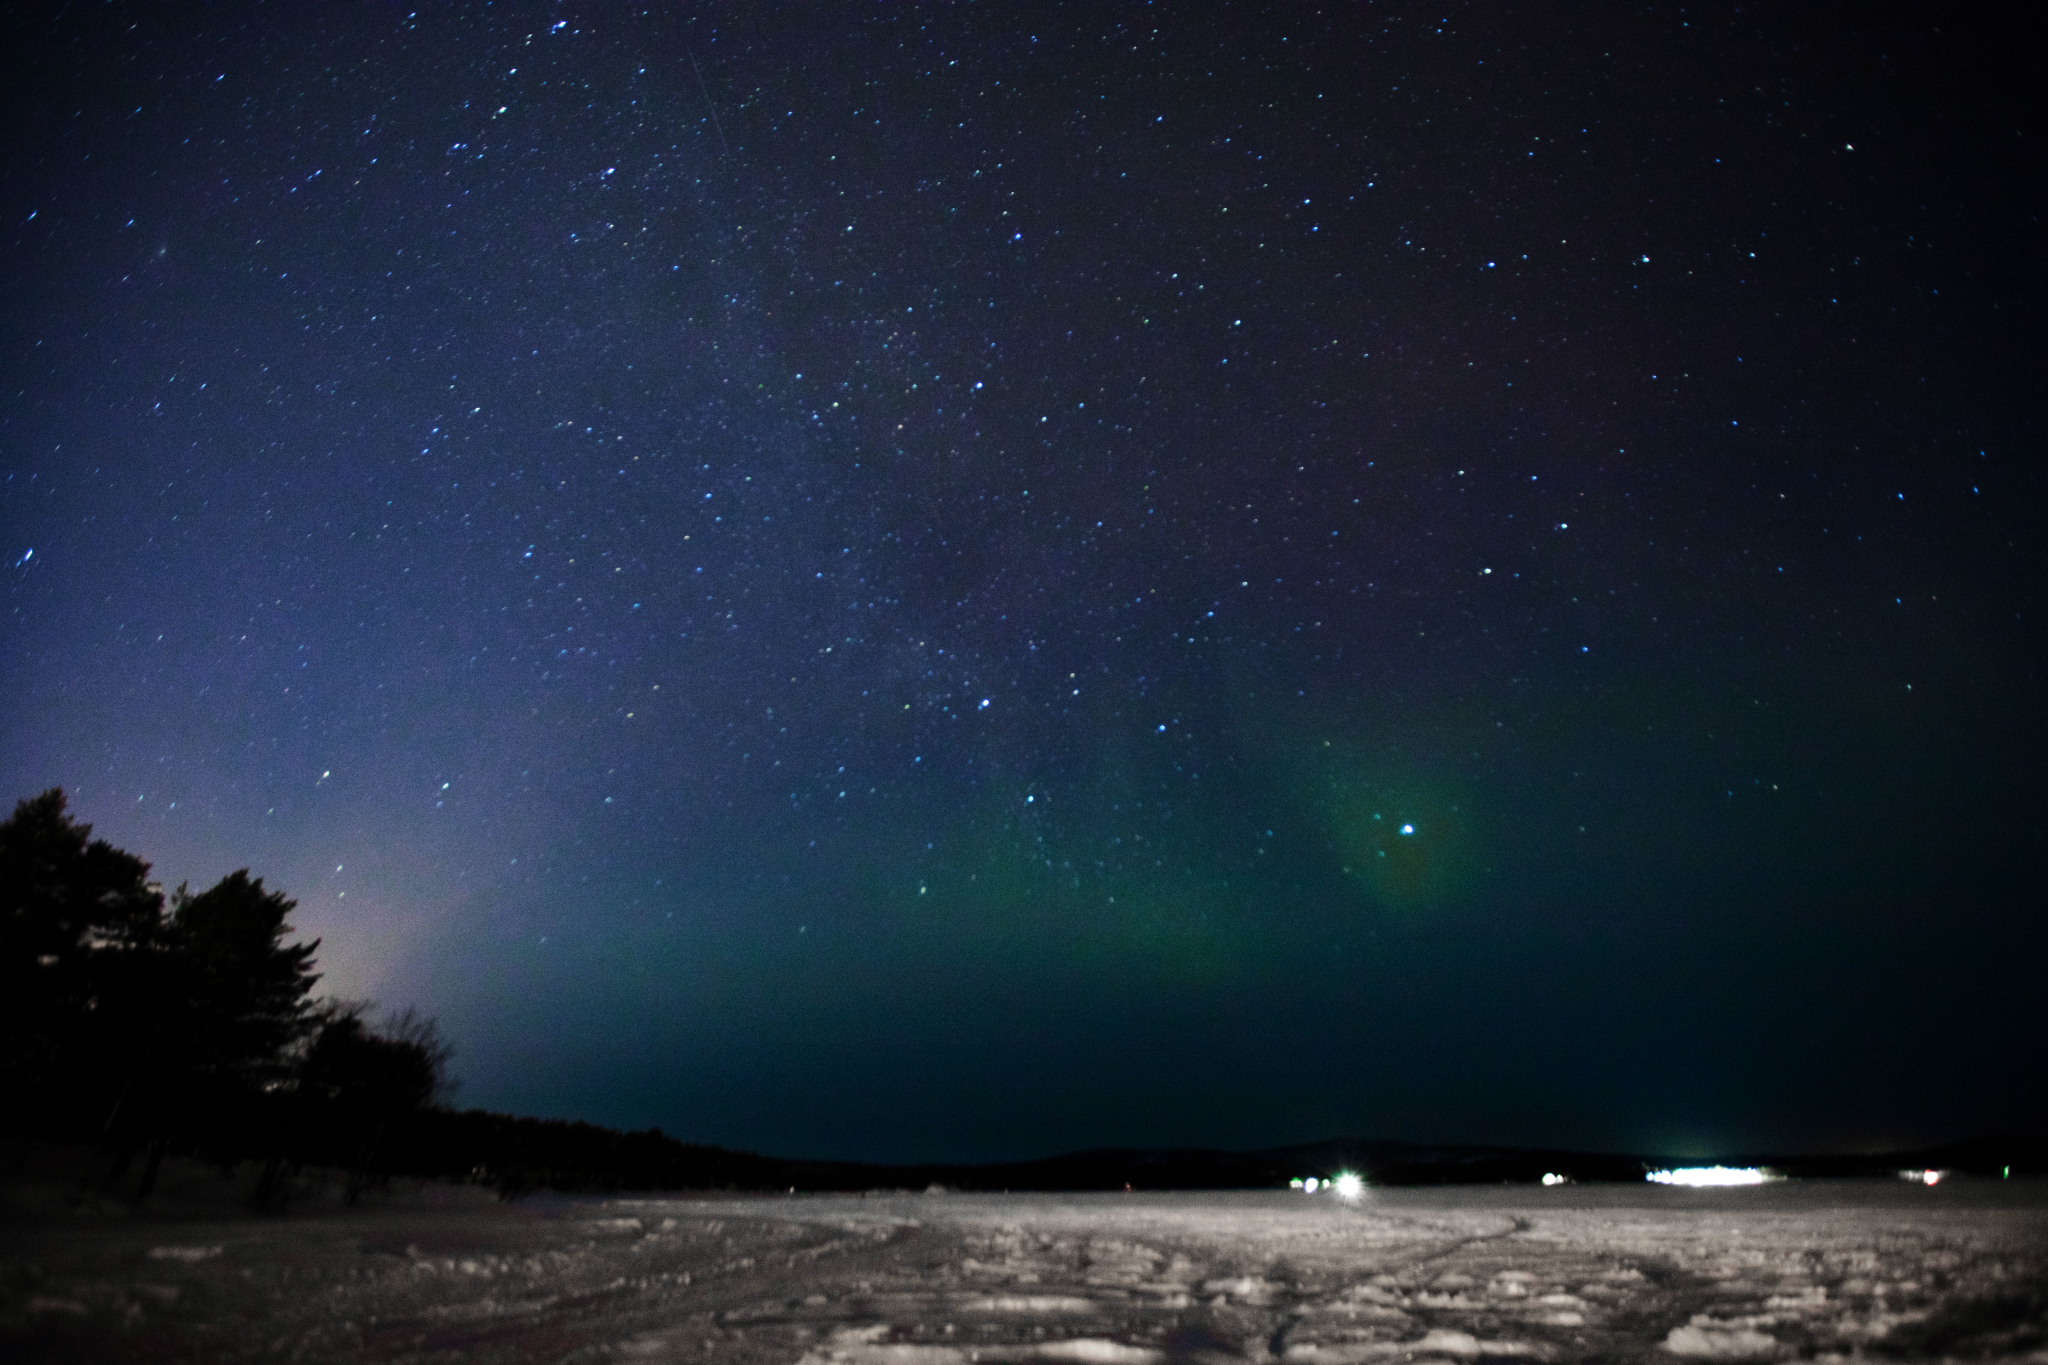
[5,1181,2045,1362]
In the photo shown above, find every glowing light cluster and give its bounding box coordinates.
[1541,1172,1572,1186]
[1290,1172,1366,1200]
[1645,1166,1781,1187]
[1899,1168,1949,1185]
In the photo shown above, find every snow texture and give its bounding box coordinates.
[4,1179,2046,1362]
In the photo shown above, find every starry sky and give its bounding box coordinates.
[4,3,2042,1165]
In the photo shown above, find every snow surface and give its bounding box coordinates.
[5,1174,2046,1362]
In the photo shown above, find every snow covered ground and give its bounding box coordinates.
[4,1174,2045,1362]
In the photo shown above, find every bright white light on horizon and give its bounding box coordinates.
[1332,1172,1364,1200]
[1901,1169,1949,1185]
[1541,1172,1572,1186]
[1303,1177,1320,1193]
[1646,1166,1780,1187]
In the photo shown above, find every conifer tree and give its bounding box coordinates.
[0,788,164,1130]
[159,871,322,1096]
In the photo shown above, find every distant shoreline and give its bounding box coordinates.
[8,1132,2039,1221]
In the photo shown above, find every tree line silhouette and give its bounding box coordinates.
[1,789,778,1204]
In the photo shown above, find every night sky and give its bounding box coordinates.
[4,4,2042,1165]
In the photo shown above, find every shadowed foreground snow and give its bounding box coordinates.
[4,1180,2045,1363]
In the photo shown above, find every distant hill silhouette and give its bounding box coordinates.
[761,1132,2045,1194]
